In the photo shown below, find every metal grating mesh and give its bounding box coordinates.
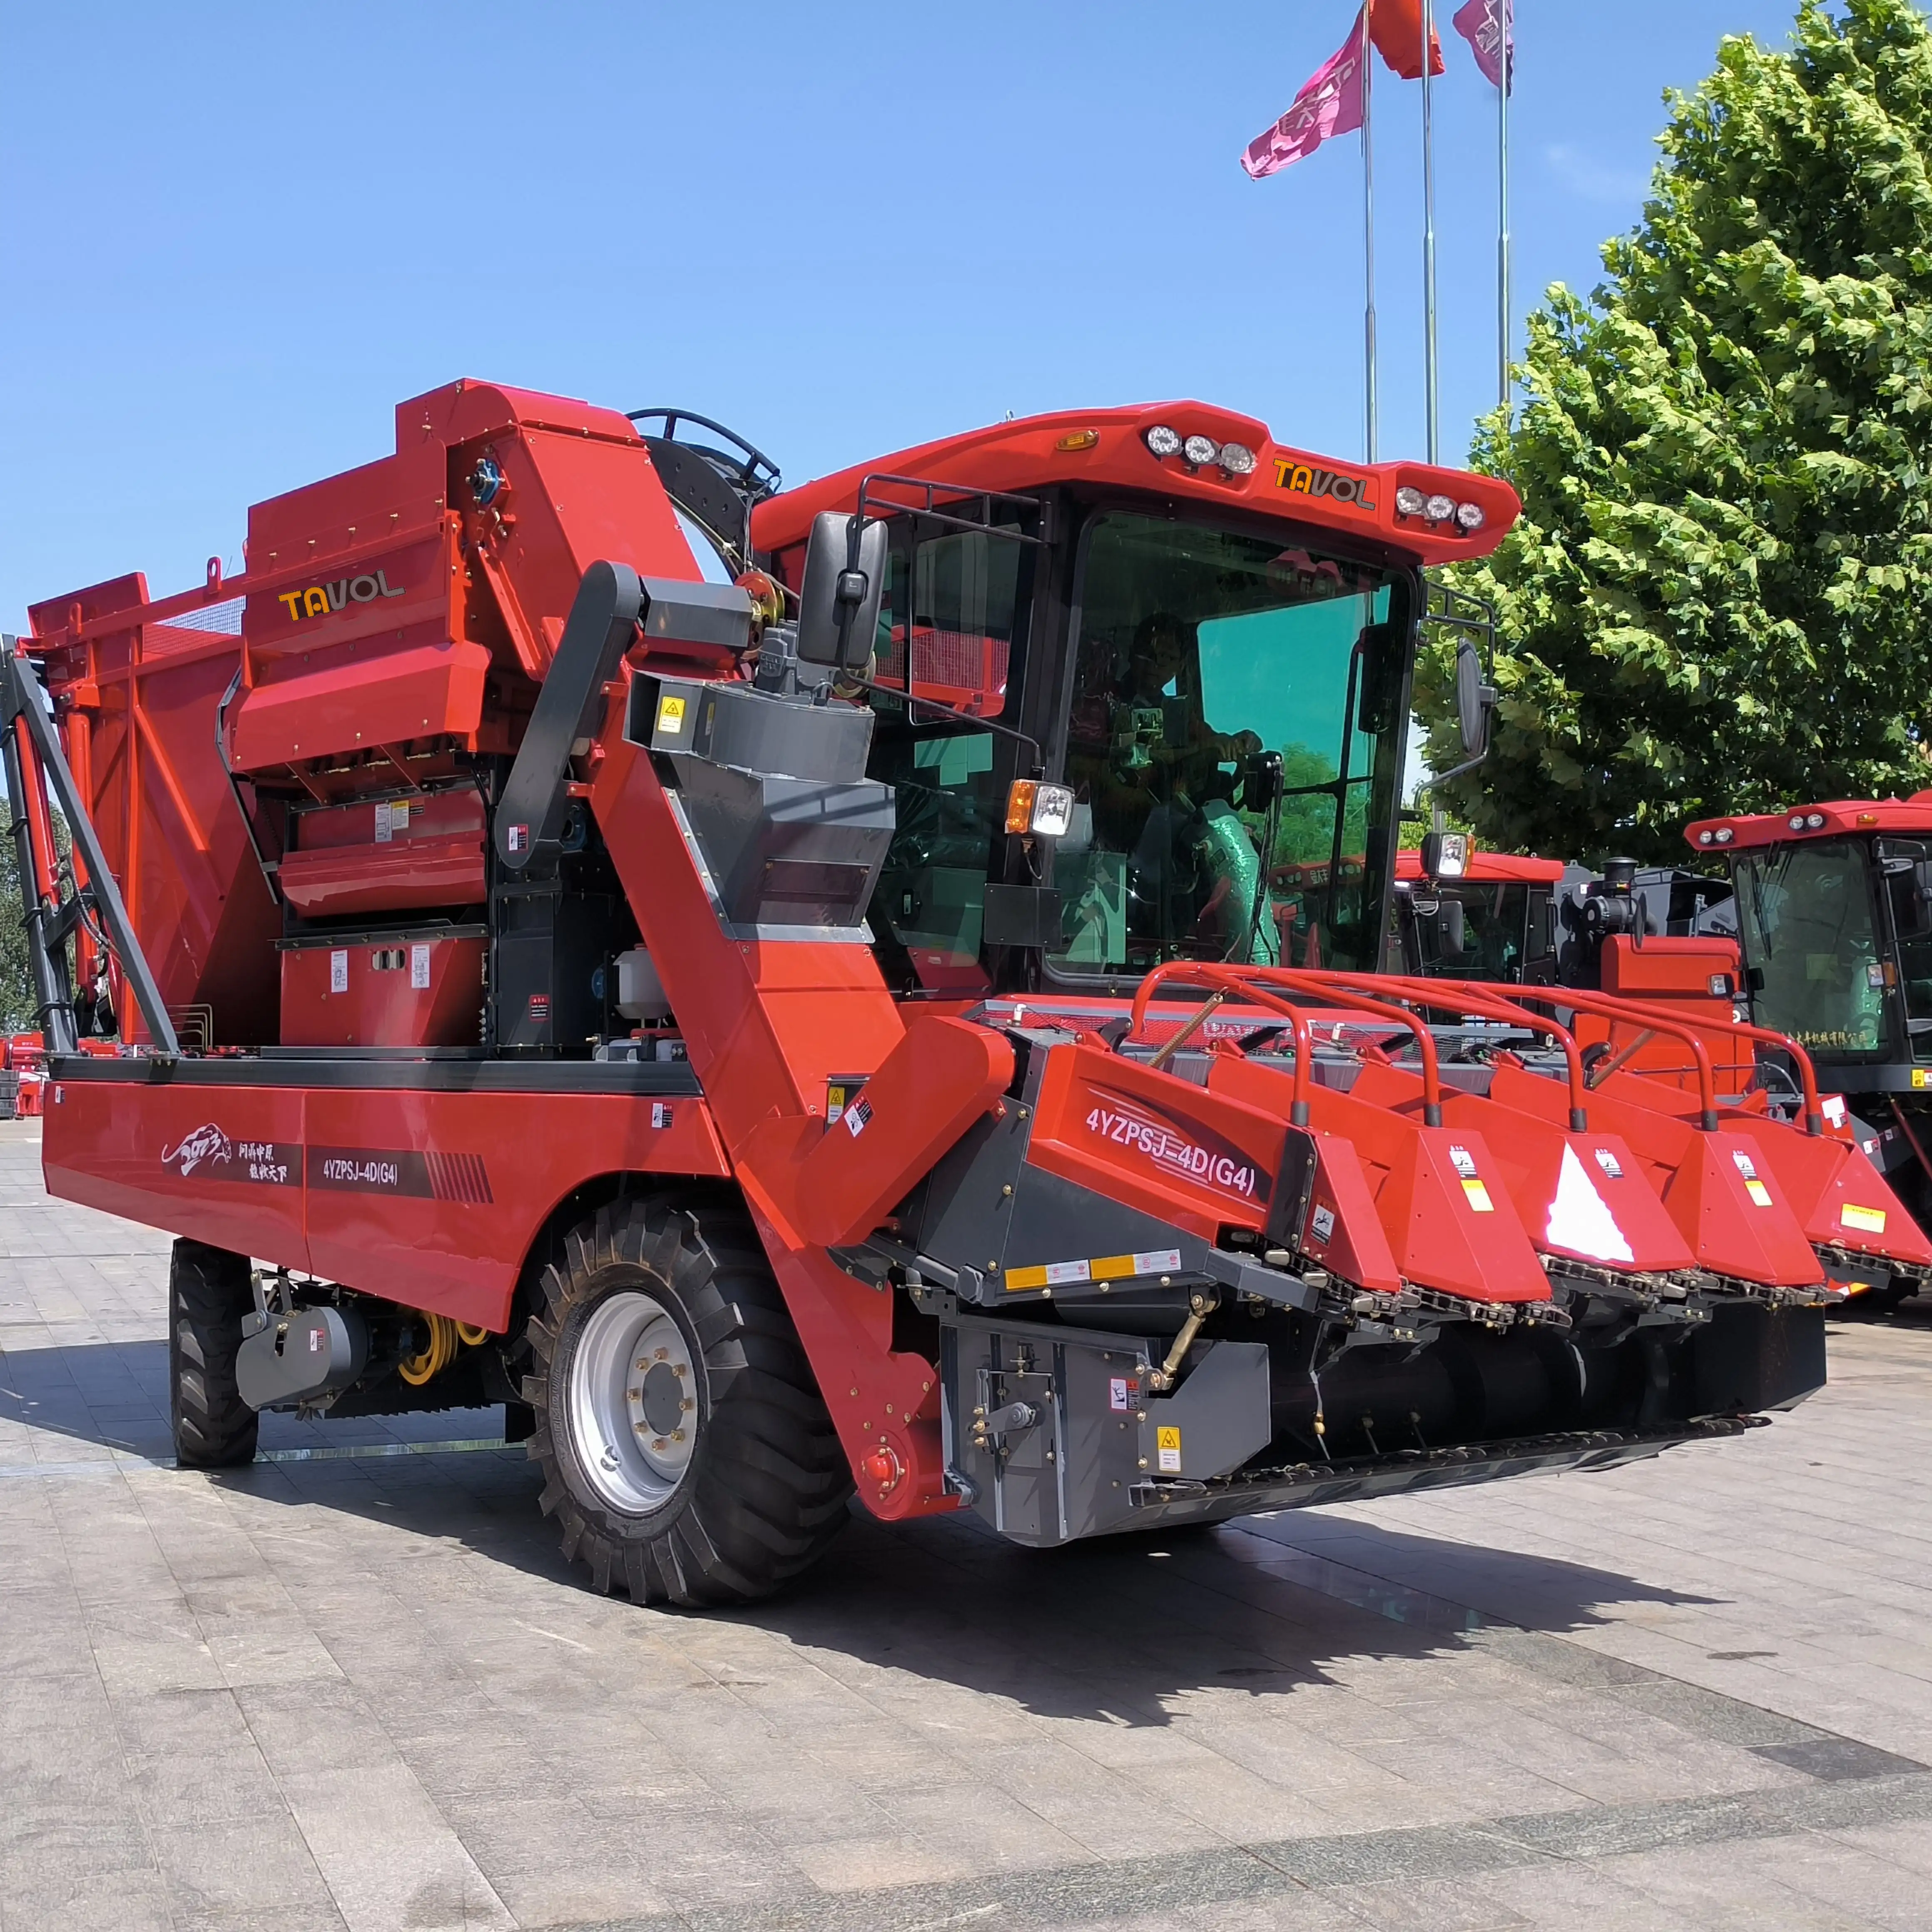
[154,596,244,635]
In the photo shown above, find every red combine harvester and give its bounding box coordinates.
[1674,797,1932,1308]
[5,381,1909,1605]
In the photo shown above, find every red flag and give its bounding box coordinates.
[1240,10,1367,180]
[1369,0,1445,80]
[1451,0,1511,90]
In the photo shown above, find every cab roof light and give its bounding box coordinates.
[1182,433,1219,466]
[1857,811,1880,825]
[1713,826,1735,844]
[1144,424,1182,457]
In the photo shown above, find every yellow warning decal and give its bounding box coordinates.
[1156,1425,1182,1473]
[1003,1248,1183,1292]
[657,694,687,734]
[1745,1178,1774,1208]
[1841,1203,1888,1233]
[1461,1178,1495,1213]
[1916,1069,1930,1090]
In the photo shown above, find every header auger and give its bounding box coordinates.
[3,378,1885,1603]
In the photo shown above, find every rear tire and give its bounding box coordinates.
[169,1239,259,1468]
[524,1195,852,1606]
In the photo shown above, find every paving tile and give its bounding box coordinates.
[8,1124,1932,1932]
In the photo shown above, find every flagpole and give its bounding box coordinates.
[1497,0,1512,412]
[1422,0,1439,463]
[1362,5,1378,463]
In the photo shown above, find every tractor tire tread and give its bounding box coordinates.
[168,1239,259,1469]
[525,1194,851,1606]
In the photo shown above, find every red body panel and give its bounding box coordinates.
[278,936,484,1049]
[1487,1063,1822,1285]
[44,1078,731,1330]
[1205,1056,1552,1303]
[1026,1044,1285,1242]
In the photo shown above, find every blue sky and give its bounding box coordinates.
[0,1,1818,626]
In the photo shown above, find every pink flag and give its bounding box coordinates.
[1451,0,1512,90]
[1240,10,1367,180]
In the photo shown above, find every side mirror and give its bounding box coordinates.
[1420,829,1470,881]
[1437,896,1466,957]
[1454,637,1497,759]
[797,511,888,673]
[1904,862,1932,940]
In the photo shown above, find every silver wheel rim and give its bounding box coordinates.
[565,1287,698,1515]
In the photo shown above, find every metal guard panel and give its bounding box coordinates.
[1026,1041,1285,1241]
[1128,1417,1769,1521]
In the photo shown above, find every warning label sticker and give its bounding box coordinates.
[1156,1425,1182,1473]
[1841,1203,1887,1233]
[1109,1376,1139,1413]
[1461,1178,1496,1213]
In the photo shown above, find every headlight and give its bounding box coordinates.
[1425,493,1456,522]
[1005,780,1076,838]
[1455,500,1486,530]
[1144,424,1183,457]
[1395,485,1427,517]
[1218,441,1256,475]
[1183,434,1220,466]
[1713,827,1735,844]
[1788,814,1808,832]
[1029,784,1076,837]
[1805,811,1827,829]
[1698,830,1714,846]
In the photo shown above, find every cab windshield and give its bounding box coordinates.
[1732,840,1888,1056]
[1398,881,1544,981]
[1051,512,1406,977]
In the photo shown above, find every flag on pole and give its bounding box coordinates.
[1451,0,1511,90]
[1369,0,1444,80]
[1240,9,1366,179]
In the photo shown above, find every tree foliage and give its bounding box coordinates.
[0,825,37,1034]
[1416,0,1932,863]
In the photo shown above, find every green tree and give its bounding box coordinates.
[0,825,37,1033]
[1417,0,1932,863]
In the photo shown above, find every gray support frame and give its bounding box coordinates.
[1,642,179,1057]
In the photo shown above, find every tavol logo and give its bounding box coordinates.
[276,571,406,622]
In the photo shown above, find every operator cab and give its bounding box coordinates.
[1689,799,1932,1081]
[1389,848,1563,981]
[742,407,1514,1005]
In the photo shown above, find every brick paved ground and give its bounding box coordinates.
[3,1118,1930,1932]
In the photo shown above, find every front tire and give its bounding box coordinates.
[524,1195,852,1605]
[169,1239,259,1468]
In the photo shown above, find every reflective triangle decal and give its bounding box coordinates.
[1546,1143,1635,1264]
